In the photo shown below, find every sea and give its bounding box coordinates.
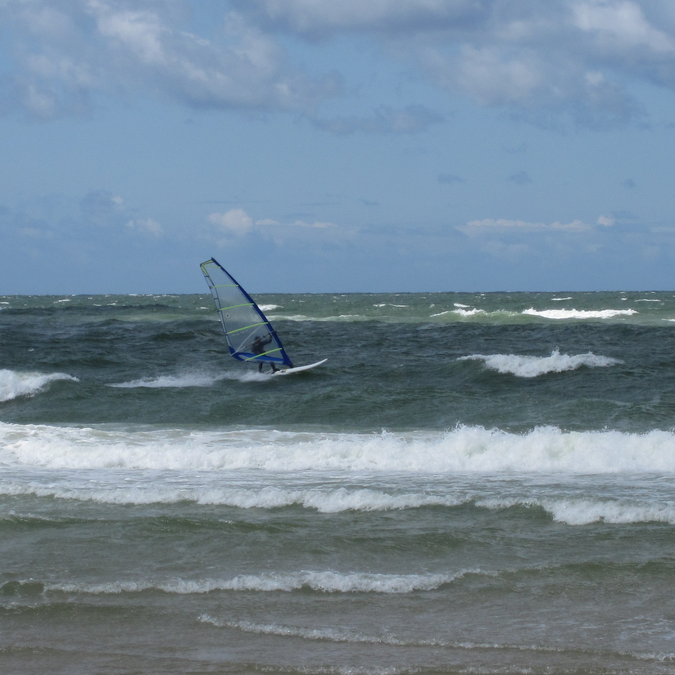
[2,290,675,675]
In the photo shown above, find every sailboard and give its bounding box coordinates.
[200,258,325,375]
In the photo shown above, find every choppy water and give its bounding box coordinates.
[2,291,675,674]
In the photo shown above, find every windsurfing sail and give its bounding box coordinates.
[200,258,293,369]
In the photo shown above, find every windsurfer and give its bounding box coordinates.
[251,335,277,373]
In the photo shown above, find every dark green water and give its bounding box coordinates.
[2,292,675,674]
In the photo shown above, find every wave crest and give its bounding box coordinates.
[4,423,675,474]
[459,350,622,377]
[0,370,78,402]
[44,570,466,595]
[522,308,637,320]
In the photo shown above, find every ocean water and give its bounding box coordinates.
[2,290,675,674]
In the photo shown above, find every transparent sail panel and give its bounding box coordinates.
[201,259,293,367]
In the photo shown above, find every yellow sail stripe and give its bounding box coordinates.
[218,302,254,312]
[244,347,282,361]
[227,321,266,335]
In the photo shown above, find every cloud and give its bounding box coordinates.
[597,215,615,226]
[0,188,164,276]
[291,219,335,228]
[312,104,443,134]
[209,208,254,235]
[80,189,127,227]
[79,189,164,235]
[0,1,339,119]
[208,208,336,244]
[5,1,675,127]
[572,1,675,54]
[125,217,163,236]
[234,0,483,36]
[458,218,595,235]
[236,0,675,126]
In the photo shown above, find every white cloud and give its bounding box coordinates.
[573,1,675,54]
[597,215,615,226]
[236,0,675,125]
[0,1,338,119]
[207,209,337,246]
[458,218,593,235]
[236,0,480,35]
[209,209,254,235]
[291,219,335,228]
[4,1,675,126]
[126,217,163,236]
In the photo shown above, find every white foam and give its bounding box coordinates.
[522,308,637,320]
[4,423,675,475]
[0,481,465,511]
[258,304,280,311]
[268,314,369,322]
[199,616,383,643]
[635,299,662,302]
[196,617,565,653]
[545,499,675,525]
[551,297,572,301]
[459,350,622,378]
[431,308,519,319]
[0,370,78,402]
[110,373,222,388]
[477,496,675,526]
[453,308,486,317]
[46,570,466,595]
[110,370,270,388]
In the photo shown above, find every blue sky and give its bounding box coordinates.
[2,0,675,293]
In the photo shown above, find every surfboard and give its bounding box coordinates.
[271,359,328,376]
[200,258,326,375]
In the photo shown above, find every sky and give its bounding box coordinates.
[2,0,675,294]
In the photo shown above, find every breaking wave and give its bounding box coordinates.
[4,481,675,525]
[4,423,675,475]
[0,369,78,403]
[459,350,622,377]
[522,308,637,320]
[44,570,466,595]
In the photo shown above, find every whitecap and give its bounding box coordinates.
[109,370,270,388]
[5,423,675,474]
[458,349,622,378]
[46,570,468,595]
[0,370,79,403]
[453,308,486,317]
[477,496,675,526]
[0,482,464,511]
[522,308,637,319]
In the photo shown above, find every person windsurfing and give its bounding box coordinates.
[251,334,278,373]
